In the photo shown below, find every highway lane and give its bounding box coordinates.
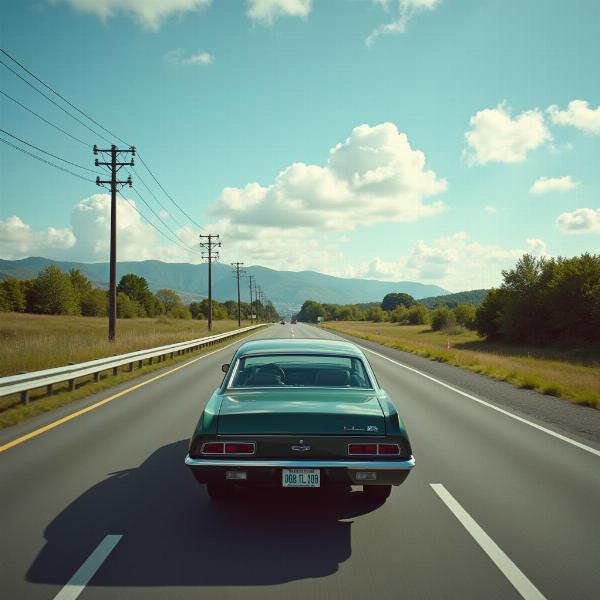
[0,322,598,599]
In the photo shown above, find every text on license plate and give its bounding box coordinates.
[282,468,320,487]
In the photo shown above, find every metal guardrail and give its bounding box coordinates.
[0,324,267,404]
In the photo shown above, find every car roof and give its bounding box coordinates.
[236,338,365,358]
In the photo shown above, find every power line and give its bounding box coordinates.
[127,185,204,256]
[0,58,112,144]
[137,153,204,230]
[0,47,130,147]
[117,190,205,258]
[1,49,202,234]
[0,135,96,183]
[124,167,187,230]
[0,89,91,146]
[0,127,99,174]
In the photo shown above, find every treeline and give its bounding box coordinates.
[294,295,476,330]
[476,253,600,343]
[0,266,280,321]
[296,253,600,346]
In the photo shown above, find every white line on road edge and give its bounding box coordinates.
[54,535,122,600]
[430,484,546,600]
[360,346,600,459]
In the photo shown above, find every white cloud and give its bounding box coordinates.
[367,0,440,46]
[0,215,75,259]
[464,103,551,165]
[483,206,497,214]
[548,100,600,135]
[52,0,211,30]
[346,234,548,290]
[556,208,600,235]
[529,176,579,195]
[210,122,447,236]
[246,0,311,25]
[164,49,214,66]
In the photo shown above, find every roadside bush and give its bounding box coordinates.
[390,305,409,323]
[431,306,456,331]
[407,304,430,325]
[453,303,476,329]
[367,306,386,322]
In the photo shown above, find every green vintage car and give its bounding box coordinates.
[185,339,415,501]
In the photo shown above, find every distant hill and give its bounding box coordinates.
[0,257,450,311]
[419,289,490,309]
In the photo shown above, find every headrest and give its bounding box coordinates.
[314,369,350,386]
[246,372,283,386]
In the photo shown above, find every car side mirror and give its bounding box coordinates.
[221,363,230,373]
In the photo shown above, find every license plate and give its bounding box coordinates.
[282,468,320,488]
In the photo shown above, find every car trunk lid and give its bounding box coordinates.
[217,389,385,435]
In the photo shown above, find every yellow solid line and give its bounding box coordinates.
[0,341,238,454]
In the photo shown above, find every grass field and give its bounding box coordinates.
[0,313,250,376]
[0,313,256,428]
[322,321,600,409]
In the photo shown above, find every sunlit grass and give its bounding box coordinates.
[0,313,250,376]
[0,313,256,428]
[322,322,600,409]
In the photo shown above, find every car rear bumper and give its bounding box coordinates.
[185,454,415,486]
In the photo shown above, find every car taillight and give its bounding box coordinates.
[201,442,224,454]
[378,443,401,455]
[348,443,378,455]
[225,442,255,455]
[347,443,401,456]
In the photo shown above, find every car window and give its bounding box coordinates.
[229,354,372,389]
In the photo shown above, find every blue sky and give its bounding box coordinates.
[1,0,599,291]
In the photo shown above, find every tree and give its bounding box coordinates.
[407,304,430,325]
[367,306,385,322]
[430,306,456,331]
[0,286,9,312]
[296,300,327,323]
[476,288,508,340]
[0,278,26,312]
[117,292,141,318]
[189,302,204,319]
[155,288,182,314]
[544,253,600,342]
[30,266,78,315]
[381,292,415,311]
[81,288,108,317]
[197,298,228,320]
[117,274,158,316]
[453,303,476,329]
[69,269,92,310]
[170,304,192,319]
[390,305,408,323]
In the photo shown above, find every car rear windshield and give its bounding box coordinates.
[229,354,372,389]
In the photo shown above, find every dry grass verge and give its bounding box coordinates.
[0,313,250,376]
[322,322,600,409]
[0,313,257,428]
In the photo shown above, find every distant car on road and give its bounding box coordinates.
[185,339,415,501]
[291,319,298,324]
[280,320,286,325]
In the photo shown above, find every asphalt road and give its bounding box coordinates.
[0,323,598,600]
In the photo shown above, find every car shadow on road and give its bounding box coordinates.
[27,440,383,587]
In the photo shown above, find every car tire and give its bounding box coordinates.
[206,482,234,500]
[363,485,392,500]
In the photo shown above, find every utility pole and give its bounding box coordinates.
[231,262,245,327]
[198,233,221,331]
[199,234,221,331]
[94,144,135,342]
[256,287,262,322]
[245,275,255,323]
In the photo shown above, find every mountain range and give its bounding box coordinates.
[0,257,449,314]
